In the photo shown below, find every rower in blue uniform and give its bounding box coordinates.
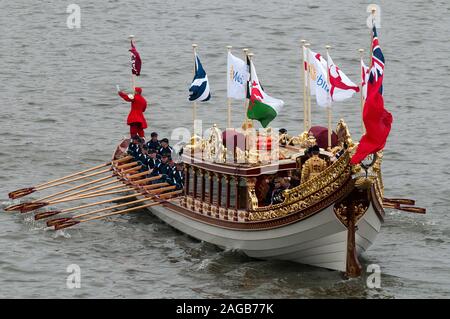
[150,154,173,184]
[135,144,151,172]
[158,138,174,158]
[127,135,143,160]
[146,149,161,170]
[172,162,185,190]
[145,132,160,152]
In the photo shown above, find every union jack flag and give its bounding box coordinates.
[368,26,384,94]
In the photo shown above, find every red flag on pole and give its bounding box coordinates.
[350,76,392,164]
[351,26,393,164]
[129,40,141,76]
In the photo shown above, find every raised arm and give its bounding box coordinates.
[118,91,134,102]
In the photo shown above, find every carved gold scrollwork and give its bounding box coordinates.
[246,177,259,211]
[333,188,370,227]
[248,165,352,221]
[334,203,368,227]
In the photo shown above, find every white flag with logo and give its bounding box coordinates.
[308,49,330,107]
[227,52,249,100]
[327,52,359,102]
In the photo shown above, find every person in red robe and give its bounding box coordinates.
[118,87,148,138]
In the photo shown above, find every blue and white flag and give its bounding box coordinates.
[189,54,211,102]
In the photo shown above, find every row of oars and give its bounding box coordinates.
[382,198,426,214]
[4,156,183,230]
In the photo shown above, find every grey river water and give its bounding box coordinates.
[0,0,449,298]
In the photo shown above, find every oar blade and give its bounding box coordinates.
[8,187,35,199]
[4,203,27,212]
[47,217,73,227]
[398,206,426,214]
[19,202,49,213]
[34,210,62,220]
[54,220,80,230]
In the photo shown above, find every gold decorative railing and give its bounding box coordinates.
[248,151,352,221]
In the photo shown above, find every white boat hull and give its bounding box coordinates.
[148,202,382,272]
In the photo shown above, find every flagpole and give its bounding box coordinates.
[246,52,254,152]
[305,43,312,130]
[226,45,233,128]
[246,52,254,128]
[358,48,366,135]
[243,48,249,118]
[129,35,136,91]
[369,7,376,65]
[325,45,332,150]
[301,39,307,132]
[192,43,198,133]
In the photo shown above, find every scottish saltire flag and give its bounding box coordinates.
[189,53,211,102]
[327,53,359,102]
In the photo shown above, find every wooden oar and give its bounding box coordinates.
[49,189,180,228]
[53,184,131,201]
[382,203,426,214]
[35,192,143,220]
[126,171,149,180]
[54,202,163,230]
[50,170,147,202]
[36,174,116,202]
[7,156,132,199]
[18,187,137,213]
[50,178,124,202]
[35,164,139,202]
[383,198,415,206]
[133,177,160,185]
[31,160,137,195]
[142,182,169,190]
[8,163,134,201]
[13,175,162,213]
[36,182,170,220]
[116,161,139,170]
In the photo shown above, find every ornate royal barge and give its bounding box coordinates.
[112,120,386,277]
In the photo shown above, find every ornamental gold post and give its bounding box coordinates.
[184,165,190,197]
[193,167,198,199]
[227,45,233,128]
[325,45,332,150]
[200,169,206,212]
[358,48,366,135]
[301,39,308,132]
[216,173,222,218]
[234,176,239,221]
[208,172,214,216]
[225,175,231,220]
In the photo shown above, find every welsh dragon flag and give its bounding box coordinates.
[247,60,284,128]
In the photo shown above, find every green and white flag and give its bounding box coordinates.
[247,60,284,128]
